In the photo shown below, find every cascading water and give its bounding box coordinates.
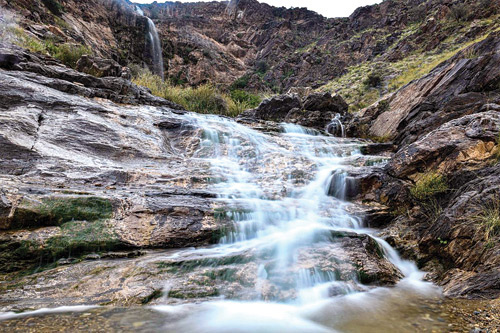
[0,107,454,331]
[150,113,440,332]
[326,113,345,137]
[136,6,164,79]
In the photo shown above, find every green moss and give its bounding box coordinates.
[45,219,120,259]
[141,289,164,304]
[154,254,251,275]
[203,268,238,282]
[12,197,113,228]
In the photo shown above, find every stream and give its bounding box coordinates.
[0,111,485,332]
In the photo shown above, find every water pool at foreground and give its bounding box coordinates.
[0,296,498,332]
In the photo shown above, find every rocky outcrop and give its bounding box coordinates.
[387,111,499,179]
[239,92,349,132]
[75,55,130,79]
[361,31,500,143]
[348,31,500,298]
[0,46,182,108]
[0,47,230,274]
[0,45,406,311]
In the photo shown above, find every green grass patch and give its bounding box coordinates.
[410,172,448,201]
[13,28,91,68]
[14,28,92,68]
[132,70,261,116]
[50,43,91,68]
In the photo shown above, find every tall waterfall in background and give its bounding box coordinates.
[136,6,164,79]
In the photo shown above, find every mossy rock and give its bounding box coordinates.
[10,196,113,229]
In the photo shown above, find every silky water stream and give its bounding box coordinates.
[0,112,485,332]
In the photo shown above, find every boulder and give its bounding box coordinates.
[75,55,124,78]
[239,91,350,133]
[302,92,348,113]
[245,94,302,122]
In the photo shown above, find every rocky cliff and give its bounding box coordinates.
[346,31,500,298]
[2,0,498,96]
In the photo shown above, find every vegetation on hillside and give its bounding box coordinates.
[409,171,449,224]
[132,70,262,116]
[320,13,500,113]
[13,28,91,68]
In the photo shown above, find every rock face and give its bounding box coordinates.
[239,92,349,132]
[0,0,499,310]
[347,31,500,298]
[0,46,227,271]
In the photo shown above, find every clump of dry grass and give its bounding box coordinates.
[474,197,500,240]
[410,172,448,201]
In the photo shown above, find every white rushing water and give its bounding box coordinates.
[151,113,441,332]
[0,110,442,331]
[136,6,164,79]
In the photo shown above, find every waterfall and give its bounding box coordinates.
[136,6,164,79]
[326,113,345,137]
[151,115,440,332]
